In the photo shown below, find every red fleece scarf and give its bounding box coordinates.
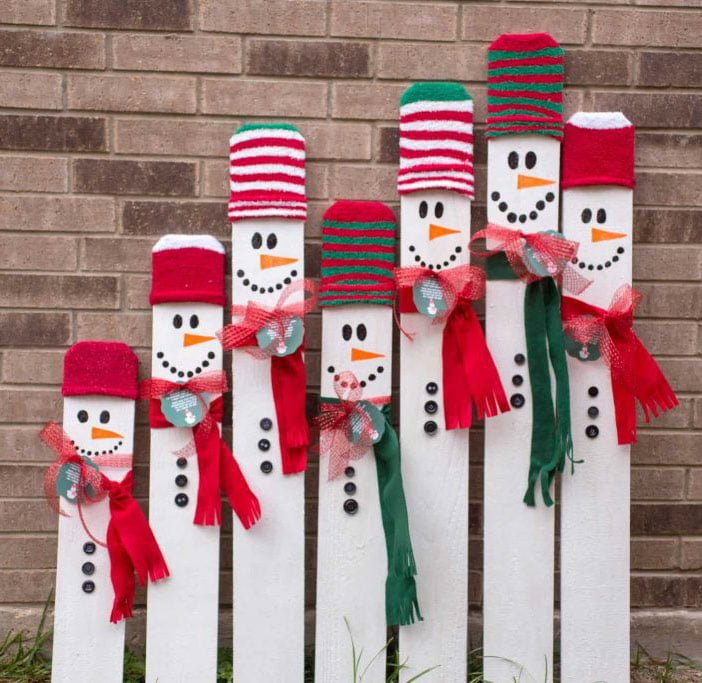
[561,285,678,445]
[141,372,261,528]
[395,264,508,429]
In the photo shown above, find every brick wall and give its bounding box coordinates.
[0,0,700,656]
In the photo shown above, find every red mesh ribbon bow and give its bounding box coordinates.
[317,371,390,480]
[470,222,590,295]
[395,264,509,429]
[141,370,261,528]
[219,280,316,475]
[40,421,169,623]
[562,284,679,445]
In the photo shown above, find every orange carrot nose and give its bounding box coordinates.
[183,333,216,347]
[429,223,461,241]
[351,347,385,362]
[517,174,555,190]
[91,427,123,440]
[260,254,298,270]
[592,227,627,242]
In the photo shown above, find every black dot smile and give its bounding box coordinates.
[157,350,216,378]
[573,246,625,272]
[72,438,124,458]
[490,190,555,225]
[327,365,385,388]
[236,268,297,296]
[408,244,463,271]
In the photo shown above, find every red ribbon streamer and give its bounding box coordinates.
[40,422,169,623]
[395,264,509,429]
[561,285,679,445]
[220,280,316,474]
[141,371,261,528]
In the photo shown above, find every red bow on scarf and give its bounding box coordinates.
[561,284,678,445]
[40,421,169,623]
[395,263,509,429]
[219,280,316,475]
[140,370,261,528]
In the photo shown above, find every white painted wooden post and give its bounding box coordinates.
[50,341,138,683]
[482,33,564,683]
[228,123,307,682]
[559,112,635,682]
[145,235,228,682]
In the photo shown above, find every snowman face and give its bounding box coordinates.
[152,302,222,381]
[487,135,560,233]
[321,306,392,400]
[233,218,304,305]
[400,190,471,269]
[63,395,134,464]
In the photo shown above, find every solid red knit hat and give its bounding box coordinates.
[149,234,226,306]
[561,112,635,189]
[62,341,138,399]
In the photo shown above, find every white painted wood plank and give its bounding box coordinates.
[315,305,392,683]
[231,217,306,682]
[52,395,132,683]
[483,135,560,683]
[145,299,223,683]
[398,191,470,682]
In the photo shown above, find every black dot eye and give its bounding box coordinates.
[266,233,277,249]
[597,208,607,224]
[342,324,352,341]
[508,151,519,170]
[581,208,592,224]
[173,314,183,329]
[251,232,262,249]
[419,201,428,219]
[189,314,199,329]
[356,324,367,342]
[434,202,444,219]
[525,151,537,170]
[77,410,88,423]
[99,410,110,424]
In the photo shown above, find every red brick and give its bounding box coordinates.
[81,237,152,272]
[297,122,371,161]
[202,79,327,118]
[0,389,61,423]
[377,126,398,164]
[0,536,55,569]
[634,246,702,281]
[681,539,702,570]
[0,465,45,497]
[0,501,56,532]
[122,201,227,237]
[638,52,702,88]
[124,275,151,310]
[632,539,680,571]
[0,0,55,25]
[0,427,55,462]
[0,115,107,152]
[332,83,406,120]
[68,74,196,113]
[633,433,699,467]
[635,209,700,244]
[636,284,702,320]
[636,172,702,207]
[593,9,701,48]
[200,0,326,36]
[0,274,118,310]
[0,196,115,232]
[331,2,457,41]
[632,575,684,608]
[65,0,193,31]
[637,133,702,169]
[378,42,483,80]
[0,72,62,110]
[113,34,241,74]
[632,504,702,535]
[76,312,150,348]
[634,321,699,356]
[0,235,76,271]
[687,469,702,501]
[331,165,396,202]
[657,359,702,394]
[0,30,105,69]
[632,467,686,501]
[564,49,631,86]
[0,157,68,193]
[2,350,63,385]
[0,312,71,347]
[0,570,55,602]
[592,92,701,129]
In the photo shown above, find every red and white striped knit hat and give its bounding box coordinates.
[397,82,474,198]
[228,123,307,222]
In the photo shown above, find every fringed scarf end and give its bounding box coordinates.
[386,574,422,627]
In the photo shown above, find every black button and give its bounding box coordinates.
[514,353,526,365]
[176,457,187,469]
[424,420,438,435]
[175,474,187,487]
[260,460,273,474]
[344,482,356,495]
[83,542,96,555]
[510,393,525,408]
[586,425,599,439]
[82,580,95,594]
[425,382,438,395]
[588,406,599,418]
[175,493,188,507]
[260,418,273,431]
[343,499,358,515]
[345,466,355,478]
[588,386,599,397]
[512,375,523,386]
[258,439,271,452]
[424,400,438,415]
[81,562,95,576]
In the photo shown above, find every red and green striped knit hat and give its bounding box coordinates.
[319,201,396,307]
[486,33,564,139]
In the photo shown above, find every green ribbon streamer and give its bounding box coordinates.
[319,399,422,626]
[487,253,574,507]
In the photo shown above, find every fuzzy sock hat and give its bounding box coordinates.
[62,341,138,399]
